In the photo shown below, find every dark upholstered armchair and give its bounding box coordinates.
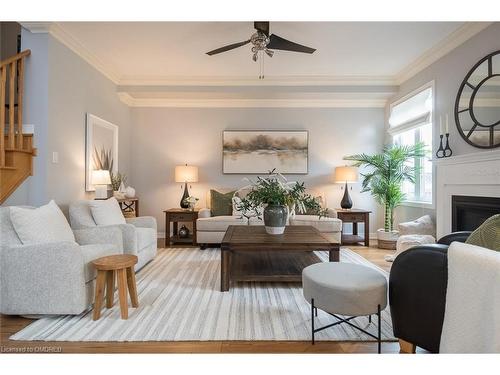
[388,231,471,353]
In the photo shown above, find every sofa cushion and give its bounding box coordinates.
[197,216,248,231]
[0,207,22,248]
[136,227,157,250]
[210,190,235,216]
[398,215,435,236]
[465,214,500,251]
[290,215,342,232]
[10,200,76,245]
[89,197,126,226]
[69,201,97,229]
[81,244,121,283]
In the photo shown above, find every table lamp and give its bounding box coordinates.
[175,164,199,208]
[334,166,358,209]
[92,169,111,200]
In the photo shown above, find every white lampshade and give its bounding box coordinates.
[334,166,358,183]
[91,169,111,185]
[175,164,199,183]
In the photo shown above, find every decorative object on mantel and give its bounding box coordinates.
[235,170,327,235]
[454,49,500,149]
[334,166,358,209]
[175,164,199,209]
[344,143,425,249]
[91,169,111,200]
[436,115,453,158]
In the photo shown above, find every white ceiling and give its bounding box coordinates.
[56,22,464,80]
[23,21,491,107]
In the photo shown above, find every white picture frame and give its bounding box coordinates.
[85,113,119,191]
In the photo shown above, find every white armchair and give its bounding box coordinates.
[0,206,121,316]
[69,200,157,270]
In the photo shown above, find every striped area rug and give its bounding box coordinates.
[11,247,395,342]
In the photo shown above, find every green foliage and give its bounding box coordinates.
[93,146,114,172]
[110,172,126,191]
[344,143,426,232]
[236,170,328,218]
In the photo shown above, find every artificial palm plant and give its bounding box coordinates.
[344,143,425,232]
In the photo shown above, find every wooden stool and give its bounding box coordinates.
[92,254,138,320]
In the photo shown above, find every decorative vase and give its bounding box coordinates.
[125,186,136,198]
[263,204,288,235]
[178,225,190,239]
[377,229,399,250]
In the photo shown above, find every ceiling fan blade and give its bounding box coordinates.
[206,39,251,56]
[267,34,316,54]
[254,21,270,36]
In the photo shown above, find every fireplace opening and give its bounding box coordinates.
[452,195,500,232]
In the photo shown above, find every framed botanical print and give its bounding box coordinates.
[85,113,119,191]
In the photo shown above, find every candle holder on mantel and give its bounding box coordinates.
[436,133,453,159]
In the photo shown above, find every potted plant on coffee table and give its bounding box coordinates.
[344,143,425,249]
[236,170,327,235]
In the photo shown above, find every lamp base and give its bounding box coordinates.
[340,182,353,209]
[95,185,108,200]
[180,183,190,208]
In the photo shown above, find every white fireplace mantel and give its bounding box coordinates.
[434,149,500,238]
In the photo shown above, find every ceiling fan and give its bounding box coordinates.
[206,22,316,78]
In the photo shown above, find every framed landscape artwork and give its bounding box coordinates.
[223,130,308,174]
[85,113,119,191]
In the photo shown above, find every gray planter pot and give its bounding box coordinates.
[263,204,288,235]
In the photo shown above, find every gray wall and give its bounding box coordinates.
[130,107,386,236]
[3,31,133,214]
[388,22,500,226]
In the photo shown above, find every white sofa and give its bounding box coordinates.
[69,200,157,271]
[0,206,122,315]
[197,189,342,248]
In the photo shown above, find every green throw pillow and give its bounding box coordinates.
[465,214,500,251]
[210,190,235,217]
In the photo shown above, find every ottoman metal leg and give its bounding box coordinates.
[310,303,383,353]
[311,299,315,345]
[377,304,381,354]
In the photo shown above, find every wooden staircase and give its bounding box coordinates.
[0,49,36,204]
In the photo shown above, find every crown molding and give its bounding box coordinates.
[118,93,387,108]
[118,75,397,87]
[22,22,493,90]
[395,22,492,85]
[21,22,120,84]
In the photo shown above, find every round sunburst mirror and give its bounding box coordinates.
[454,50,500,149]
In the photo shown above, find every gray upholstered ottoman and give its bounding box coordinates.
[302,262,388,352]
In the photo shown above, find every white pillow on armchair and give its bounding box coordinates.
[89,197,126,226]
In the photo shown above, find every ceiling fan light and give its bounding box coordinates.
[252,53,258,62]
[265,49,274,57]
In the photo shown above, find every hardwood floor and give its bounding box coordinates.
[0,242,421,354]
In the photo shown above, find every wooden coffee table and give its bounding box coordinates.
[220,225,339,291]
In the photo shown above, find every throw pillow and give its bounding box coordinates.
[10,200,76,245]
[465,214,500,251]
[210,190,235,216]
[89,197,126,226]
[398,215,435,236]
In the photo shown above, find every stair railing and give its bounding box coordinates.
[0,49,31,167]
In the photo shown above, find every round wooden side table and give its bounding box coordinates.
[92,254,139,320]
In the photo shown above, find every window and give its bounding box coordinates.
[388,83,433,205]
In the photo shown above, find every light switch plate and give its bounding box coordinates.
[52,152,59,164]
